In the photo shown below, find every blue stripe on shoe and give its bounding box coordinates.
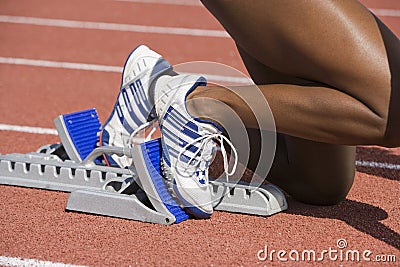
[179,152,191,164]
[165,121,201,141]
[163,107,202,143]
[165,106,185,125]
[128,80,150,119]
[181,126,201,140]
[166,145,179,161]
[163,128,199,154]
[165,144,198,166]
[162,127,200,160]
[165,144,191,164]
[122,88,133,112]
[161,127,179,145]
[161,126,197,150]
[123,84,147,126]
[151,58,172,82]
[168,114,200,136]
[163,115,202,141]
[161,133,196,166]
[179,138,198,154]
[165,106,199,132]
[115,97,135,134]
[135,79,151,111]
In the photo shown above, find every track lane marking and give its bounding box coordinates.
[0,123,58,135]
[355,160,400,170]
[0,256,86,267]
[0,57,122,73]
[114,0,202,5]
[370,8,400,17]
[0,15,229,38]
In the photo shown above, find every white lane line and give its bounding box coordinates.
[356,160,400,170]
[0,124,58,135]
[114,0,202,6]
[1,123,399,171]
[0,256,86,267]
[370,8,400,17]
[0,57,122,73]
[0,57,252,84]
[0,15,229,38]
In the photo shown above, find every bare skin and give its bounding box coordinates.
[187,0,400,204]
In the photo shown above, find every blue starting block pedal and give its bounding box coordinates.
[132,139,189,223]
[54,108,101,163]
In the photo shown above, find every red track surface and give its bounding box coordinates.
[0,0,399,266]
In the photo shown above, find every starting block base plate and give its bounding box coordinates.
[67,189,175,225]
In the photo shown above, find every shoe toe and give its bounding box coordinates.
[173,179,213,218]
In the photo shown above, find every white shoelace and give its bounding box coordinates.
[176,133,238,182]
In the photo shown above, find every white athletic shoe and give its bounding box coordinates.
[154,74,237,218]
[100,45,172,167]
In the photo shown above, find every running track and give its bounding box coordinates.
[0,0,399,266]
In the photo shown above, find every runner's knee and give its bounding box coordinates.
[288,169,355,205]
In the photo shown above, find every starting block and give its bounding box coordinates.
[0,109,287,225]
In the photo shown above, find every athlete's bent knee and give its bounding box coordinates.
[290,168,355,206]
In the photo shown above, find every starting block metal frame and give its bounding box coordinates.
[0,109,287,225]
